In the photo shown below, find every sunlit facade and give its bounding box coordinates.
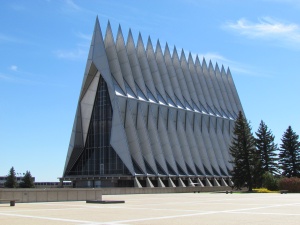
[62,18,244,188]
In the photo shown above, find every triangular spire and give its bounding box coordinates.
[116,24,123,43]
[180,49,187,62]
[104,20,116,50]
[155,40,165,63]
[215,62,220,72]
[172,46,179,61]
[202,57,208,70]
[188,52,194,65]
[195,55,201,67]
[227,67,231,75]
[127,29,135,49]
[208,60,214,70]
[221,65,226,75]
[164,43,171,57]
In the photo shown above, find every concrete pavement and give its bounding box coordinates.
[0,193,299,224]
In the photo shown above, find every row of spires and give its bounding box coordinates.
[105,21,230,74]
[98,19,243,119]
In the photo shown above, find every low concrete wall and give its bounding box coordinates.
[0,188,102,203]
[100,186,231,195]
[0,186,231,203]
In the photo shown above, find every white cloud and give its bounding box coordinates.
[192,52,272,77]
[76,32,91,41]
[54,31,91,61]
[65,0,81,11]
[10,65,18,71]
[54,48,87,60]
[264,0,300,7]
[198,53,233,65]
[0,72,66,87]
[10,3,27,11]
[223,17,300,48]
[60,0,96,15]
[0,73,12,81]
[0,72,32,84]
[0,33,21,43]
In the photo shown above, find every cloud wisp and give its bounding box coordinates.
[1,65,56,86]
[0,72,40,85]
[264,0,300,8]
[54,31,91,61]
[0,33,23,43]
[223,17,300,49]
[195,52,272,78]
[60,0,96,15]
[0,70,66,87]
[9,65,18,72]
[54,48,87,60]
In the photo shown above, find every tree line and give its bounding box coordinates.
[3,167,35,188]
[230,111,300,191]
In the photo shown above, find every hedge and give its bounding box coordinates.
[278,177,300,193]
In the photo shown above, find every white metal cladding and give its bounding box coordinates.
[63,17,244,178]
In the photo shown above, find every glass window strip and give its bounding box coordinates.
[145,85,158,103]
[156,88,167,105]
[124,80,137,99]
[165,92,176,108]
[134,82,148,101]
[175,95,185,109]
[111,75,126,96]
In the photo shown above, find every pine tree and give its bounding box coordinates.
[279,126,300,177]
[19,171,35,188]
[229,111,258,191]
[4,167,18,188]
[255,121,279,179]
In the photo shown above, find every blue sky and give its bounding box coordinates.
[1,0,299,181]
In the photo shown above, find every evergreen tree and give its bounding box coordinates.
[255,120,279,179]
[279,126,300,177]
[4,167,18,188]
[19,171,35,188]
[229,111,258,191]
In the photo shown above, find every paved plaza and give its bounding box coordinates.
[1,193,300,224]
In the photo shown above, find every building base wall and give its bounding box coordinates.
[0,186,232,203]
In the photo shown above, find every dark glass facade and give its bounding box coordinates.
[67,75,130,176]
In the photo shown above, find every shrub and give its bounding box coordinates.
[262,172,279,191]
[278,177,300,193]
[253,188,275,193]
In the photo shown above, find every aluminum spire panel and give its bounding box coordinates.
[187,53,208,112]
[180,50,201,110]
[136,34,158,102]
[146,37,167,102]
[155,40,177,104]
[136,104,158,174]
[227,68,244,114]
[195,56,215,114]
[116,25,138,96]
[221,66,239,117]
[124,101,147,174]
[208,61,227,116]
[126,30,148,98]
[215,63,234,118]
[185,112,206,175]
[175,110,198,175]
[202,59,221,115]
[104,22,126,94]
[172,47,193,109]
[164,44,185,106]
